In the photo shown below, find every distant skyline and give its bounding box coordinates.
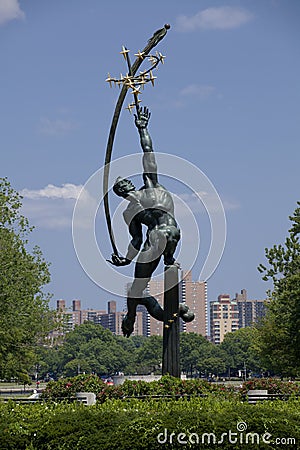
[1,1,299,310]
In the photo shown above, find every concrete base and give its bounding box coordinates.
[162,265,180,378]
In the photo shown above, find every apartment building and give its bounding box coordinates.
[55,299,143,336]
[210,294,239,344]
[180,270,207,337]
[234,289,268,328]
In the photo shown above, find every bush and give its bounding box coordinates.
[41,374,106,399]
[42,374,237,402]
[0,397,299,449]
[240,378,300,396]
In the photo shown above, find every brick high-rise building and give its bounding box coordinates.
[108,300,116,314]
[234,289,268,328]
[56,299,74,332]
[136,305,149,337]
[210,294,239,344]
[57,299,66,311]
[72,300,81,327]
[180,271,207,337]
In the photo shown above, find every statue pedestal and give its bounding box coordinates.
[162,265,180,377]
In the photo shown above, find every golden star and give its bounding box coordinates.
[122,74,133,87]
[131,86,141,96]
[149,56,157,65]
[137,72,147,85]
[105,73,114,88]
[149,71,157,87]
[138,77,147,88]
[134,50,145,60]
[120,46,130,60]
[157,51,166,64]
[125,103,136,113]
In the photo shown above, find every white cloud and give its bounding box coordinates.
[20,183,97,230]
[21,199,75,229]
[176,7,253,32]
[180,84,215,99]
[38,117,78,136]
[21,183,83,200]
[0,0,25,25]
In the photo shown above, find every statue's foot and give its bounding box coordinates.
[164,258,181,269]
[179,303,195,323]
[121,314,135,338]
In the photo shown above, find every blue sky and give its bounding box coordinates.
[1,0,299,311]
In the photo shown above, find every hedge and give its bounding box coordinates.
[0,397,299,449]
[41,374,300,402]
[41,374,237,402]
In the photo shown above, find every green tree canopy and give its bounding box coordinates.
[0,177,53,380]
[256,202,300,376]
[180,332,214,376]
[220,327,262,374]
[49,322,137,377]
[134,335,162,374]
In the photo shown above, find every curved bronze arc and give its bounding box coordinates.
[103,25,170,257]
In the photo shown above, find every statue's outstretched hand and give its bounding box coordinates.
[107,254,131,266]
[134,106,151,129]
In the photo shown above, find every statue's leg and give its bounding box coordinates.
[122,243,161,337]
[163,226,180,265]
[139,295,164,321]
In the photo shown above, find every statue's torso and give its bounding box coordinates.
[123,184,177,229]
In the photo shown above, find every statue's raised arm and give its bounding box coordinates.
[134,106,158,186]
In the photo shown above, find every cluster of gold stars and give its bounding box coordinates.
[164,312,178,329]
[105,47,166,113]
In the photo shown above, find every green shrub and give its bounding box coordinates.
[240,378,300,395]
[0,397,299,449]
[41,374,106,399]
[42,374,237,403]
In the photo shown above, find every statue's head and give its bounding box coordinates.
[113,177,136,198]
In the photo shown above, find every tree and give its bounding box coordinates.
[134,335,163,374]
[199,357,226,377]
[0,178,53,379]
[256,202,300,376]
[220,327,262,376]
[49,322,136,377]
[200,344,230,377]
[180,333,212,376]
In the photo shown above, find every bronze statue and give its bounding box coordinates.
[109,106,194,336]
